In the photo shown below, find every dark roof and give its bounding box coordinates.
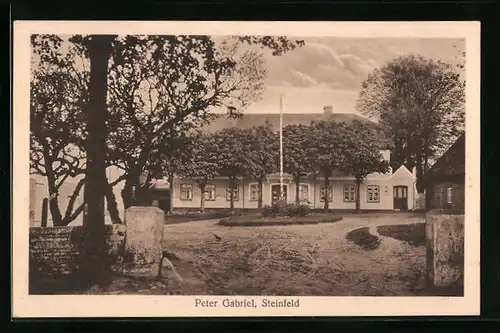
[426,133,465,181]
[199,112,375,132]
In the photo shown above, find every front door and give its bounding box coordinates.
[271,184,287,204]
[393,185,408,211]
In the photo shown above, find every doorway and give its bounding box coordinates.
[393,185,408,211]
[271,184,287,204]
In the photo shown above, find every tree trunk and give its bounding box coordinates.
[229,176,236,210]
[355,177,362,213]
[48,195,63,226]
[105,182,122,224]
[257,178,264,209]
[61,178,87,226]
[415,150,425,193]
[80,35,115,288]
[42,142,63,226]
[323,173,330,213]
[121,148,155,209]
[294,175,301,205]
[168,174,174,214]
[121,179,135,210]
[199,183,206,212]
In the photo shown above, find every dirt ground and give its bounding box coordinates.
[97,212,428,296]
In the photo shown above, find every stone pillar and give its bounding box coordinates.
[123,206,165,276]
[426,210,465,290]
[29,178,37,227]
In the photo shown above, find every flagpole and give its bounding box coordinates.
[279,94,284,201]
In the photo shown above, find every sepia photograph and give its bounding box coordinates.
[13,21,480,317]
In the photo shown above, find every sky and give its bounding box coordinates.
[32,35,465,116]
[246,37,465,115]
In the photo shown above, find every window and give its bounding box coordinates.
[249,184,259,201]
[446,187,453,204]
[204,184,216,201]
[180,184,193,201]
[366,185,380,203]
[320,185,333,202]
[298,184,309,202]
[343,184,356,202]
[226,185,239,201]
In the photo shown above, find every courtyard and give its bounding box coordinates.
[83,212,432,296]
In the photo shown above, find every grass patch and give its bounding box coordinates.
[165,212,234,224]
[345,227,381,251]
[377,223,426,247]
[218,214,343,227]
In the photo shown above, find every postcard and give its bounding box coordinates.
[12,20,480,317]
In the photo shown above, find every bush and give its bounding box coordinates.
[345,227,381,251]
[261,205,274,217]
[261,201,311,217]
[376,223,426,247]
[218,214,343,227]
[286,203,311,217]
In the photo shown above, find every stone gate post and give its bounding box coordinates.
[123,206,165,276]
[426,209,465,293]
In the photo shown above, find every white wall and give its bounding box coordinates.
[172,176,396,211]
[29,165,126,227]
[391,165,417,211]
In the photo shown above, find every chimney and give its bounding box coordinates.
[323,105,333,115]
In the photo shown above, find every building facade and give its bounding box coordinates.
[166,107,417,212]
[29,107,422,223]
[168,163,416,212]
[425,133,465,211]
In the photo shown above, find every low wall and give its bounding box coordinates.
[29,224,126,278]
[425,209,464,292]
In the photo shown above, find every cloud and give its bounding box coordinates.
[248,37,466,115]
[262,36,465,95]
[305,42,345,68]
[265,40,380,90]
[291,70,318,86]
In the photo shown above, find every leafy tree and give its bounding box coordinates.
[30,71,86,225]
[452,43,466,71]
[309,121,344,212]
[177,133,220,212]
[148,133,195,214]
[30,35,124,226]
[103,35,268,210]
[236,36,304,56]
[339,121,391,212]
[356,54,465,192]
[30,35,89,226]
[244,122,279,208]
[32,34,304,216]
[282,124,316,204]
[213,127,251,211]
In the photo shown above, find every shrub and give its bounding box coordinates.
[376,223,426,247]
[218,215,343,226]
[345,227,381,251]
[285,203,311,217]
[261,199,285,217]
[261,205,274,217]
[261,201,311,217]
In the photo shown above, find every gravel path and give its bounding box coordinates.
[100,212,427,296]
